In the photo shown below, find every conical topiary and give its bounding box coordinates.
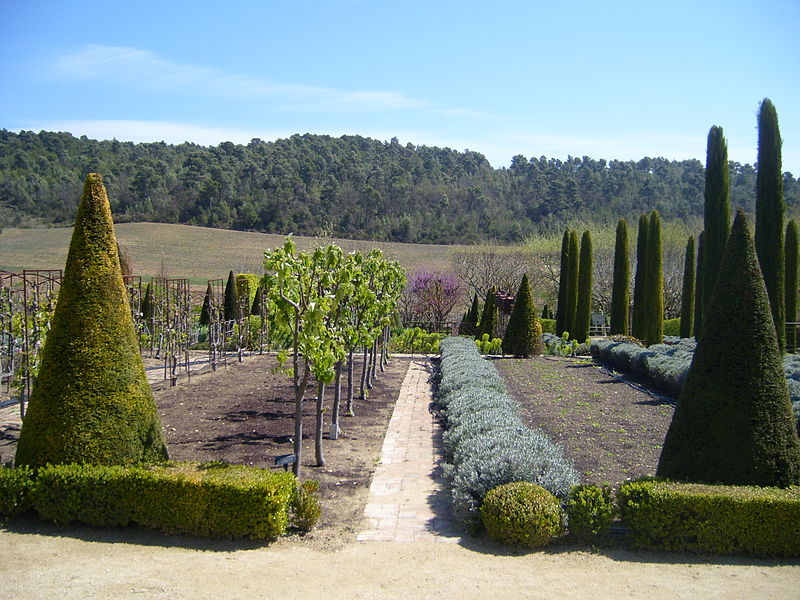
[502,274,544,357]
[15,174,168,468]
[251,284,264,317]
[657,209,800,487]
[200,282,213,326]
[459,293,480,335]
[223,270,239,322]
[477,286,498,340]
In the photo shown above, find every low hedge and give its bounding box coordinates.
[0,461,311,540]
[617,478,800,557]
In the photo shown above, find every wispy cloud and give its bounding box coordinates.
[45,44,428,112]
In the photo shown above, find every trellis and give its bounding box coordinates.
[0,269,62,419]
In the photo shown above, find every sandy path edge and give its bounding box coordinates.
[3,524,798,599]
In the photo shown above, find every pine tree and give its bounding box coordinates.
[786,220,799,352]
[679,236,695,339]
[657,209,800,486]
[15,174,168,468]
[610,218,630,335]
[565,230,580,338]
[502,274,544,357]
[631,213,650,340]
[555,230,571,337]
[701,126,731,325]
[477,286,498,340]
[644,210,664,347]
[694,231,705,340]
[200,282,212,326]
[755,98,786,352]
[223,270,239,322]
[574,231,593,343]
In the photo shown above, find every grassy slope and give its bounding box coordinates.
[0,223,457,282]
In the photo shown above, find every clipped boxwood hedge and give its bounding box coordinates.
[617,478,800,556]
[0,462,306,540]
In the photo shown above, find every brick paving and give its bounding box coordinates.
[357,358,461,543]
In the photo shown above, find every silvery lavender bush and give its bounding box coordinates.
[437,337,580,529]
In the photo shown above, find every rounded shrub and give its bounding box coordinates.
[566,484,616,543]
[480,481,563,547]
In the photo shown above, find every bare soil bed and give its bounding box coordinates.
[495,355,675,485]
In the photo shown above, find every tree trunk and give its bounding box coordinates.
[359,345,369,399]
[315,380,326,467]
[291,316,309,478]
[346,350,355,416]
[331,361,343,439]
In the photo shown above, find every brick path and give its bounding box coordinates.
[357,358,461,543]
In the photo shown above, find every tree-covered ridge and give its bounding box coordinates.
[2,130,798,244]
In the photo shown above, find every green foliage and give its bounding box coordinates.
[786,219,799,352]
[475,333,503,355]
[502,274,544,357]
[389,327,444,354]
[755,98,786,352]
[565,230,580,337]
[679,236,695,338]
[617,478,800,557]
[574,231,593,343]
[694,231,705,340]
[555,230,570,337]
[658,210,800,486]
[291,479,322,532]
[459,293,480,336]
[476,286,498,340]
[199,282,212,326]
[540,318,555,334]
[3,462,299,539]
[566,484,616,543]
[480,482,563,547]
[610,218,630,335]
[631,214,649,341]
[663,318,681,337]
[0,465,34,515]
[15,174,168,468]
[644,211,664,347]
[141,281,154,321]
[701,126,731,332]
[235,273,261,311]
[542,332,580,356]
[223,270,239,322]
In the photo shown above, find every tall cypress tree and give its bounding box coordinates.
[657,209,800,487]
[223,270,239,322]
[631,213,649,340]
[679,236,695,339]
[786,220,799,352]
[565,230,580,338]
[701,126,731,322]
[644,210,664,347]
[477,286,498,339]
[694,231,705,340]
[15,174,168,467]
[574,231,593,343]
[555,230,571,337]
[755,98,786,352]
[610,218,630,335]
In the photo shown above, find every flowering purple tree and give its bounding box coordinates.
[403,269,463,330]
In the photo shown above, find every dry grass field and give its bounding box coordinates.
[0,223,458,281]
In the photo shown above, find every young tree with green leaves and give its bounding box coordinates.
[679,236,695,339]
[502,274,544,357]
[574,231,593,343]
[15,174,168,468]
[786,220,799,352]
[610,219,630,335]
[658,209,800,486]
[701,126,731,329]
[755,98,786,352]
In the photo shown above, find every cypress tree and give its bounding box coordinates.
[701,126,731,321]
[644,210,664,347]
[15,174,168,468]
[786,220,799,352]
[141,281,154,322]
[694,231,705,340]
[631,213,649,340]
[251,285,264,317]
[460,293,480,335]
[755,98,786,352]
[610,218,630,335]
[502,274,544,357]
[200,283,212,326]
[657,209,800,486]
[477,286,498,340]
[541,304,552,320]
[223,270,239,322]
[679,236,695,339]
[555,230,570,336]
[574,231,593,343]
[565,230,580,338]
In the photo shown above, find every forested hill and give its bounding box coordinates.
[1,130,798,243]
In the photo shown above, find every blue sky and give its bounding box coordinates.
[2,0,799,173]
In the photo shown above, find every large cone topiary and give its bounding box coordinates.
[657,209,800,487]
[15,174,168,468]
[502,274,543,357]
